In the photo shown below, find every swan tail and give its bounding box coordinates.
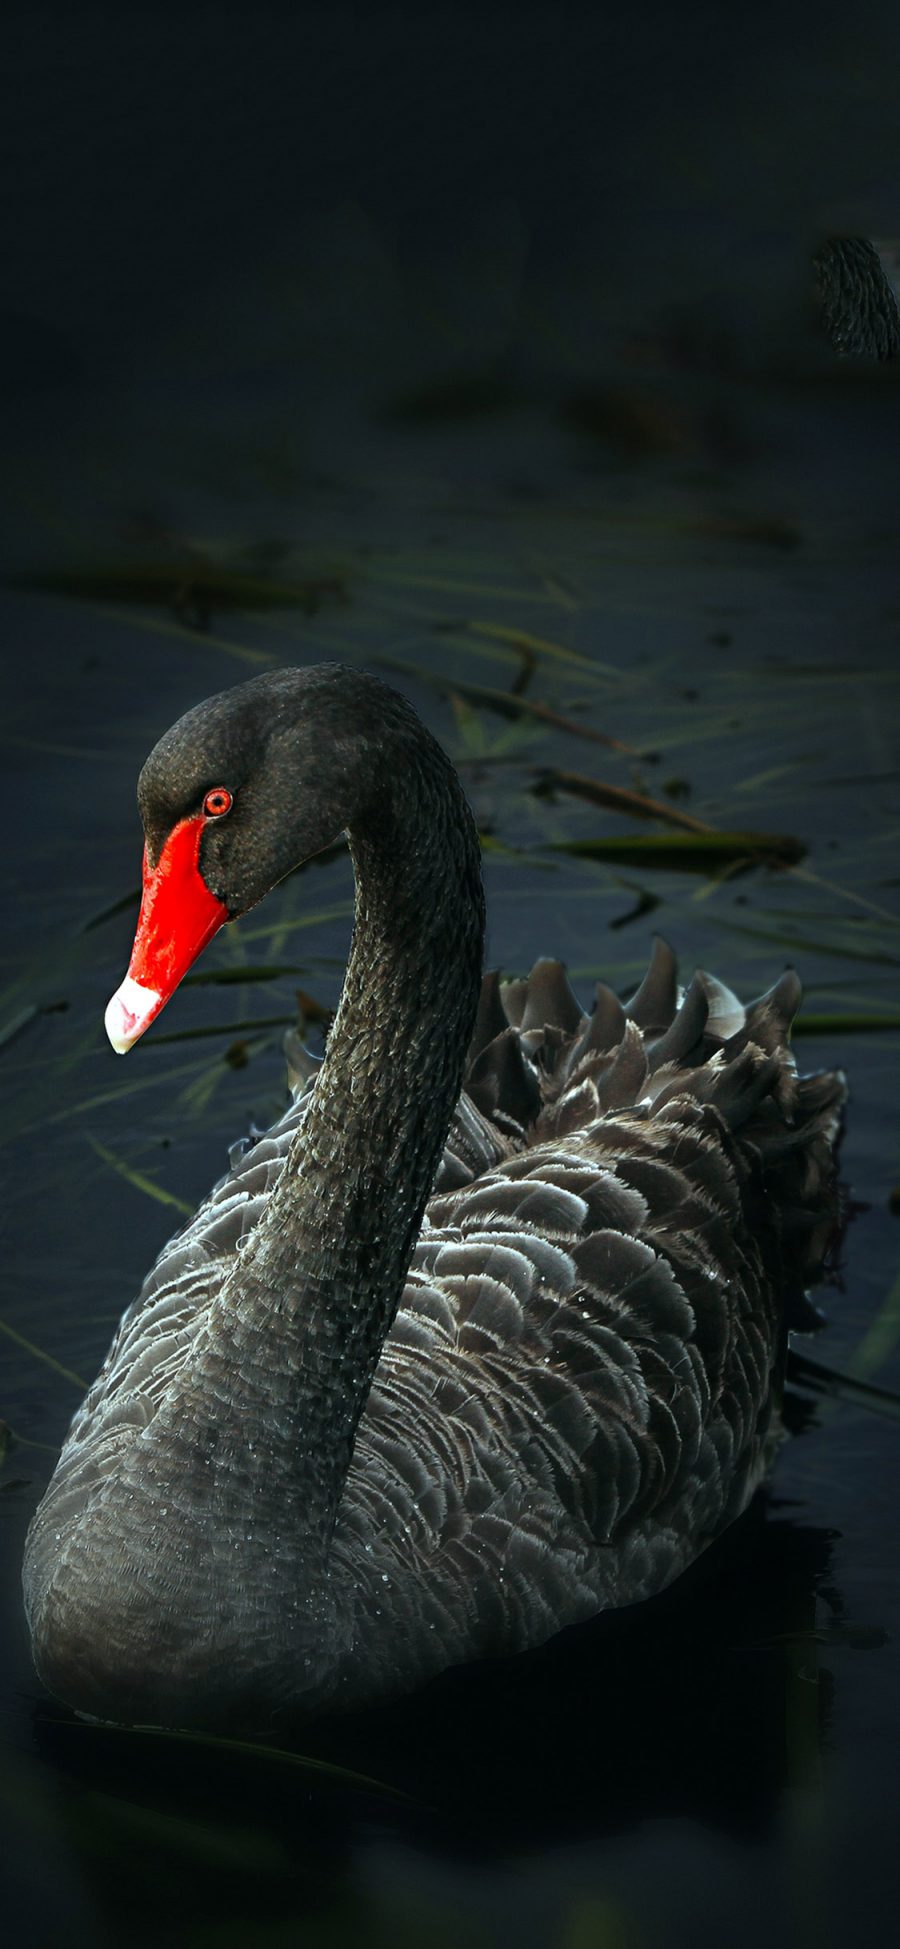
[465,938,846,1330]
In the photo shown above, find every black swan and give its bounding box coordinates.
[23,664,844,1732]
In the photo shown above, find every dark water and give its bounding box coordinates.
[3,10,900,1945]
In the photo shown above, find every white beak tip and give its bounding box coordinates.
[104,976,162,1054]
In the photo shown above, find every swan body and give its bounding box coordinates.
[23,665,844,1731]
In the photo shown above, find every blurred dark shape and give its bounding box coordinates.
[693,511,803,550]
[386,363,525,423]
[626,306,742,378]
[561,382,687,458]
[0,310,82,392]
[814,237,900,360]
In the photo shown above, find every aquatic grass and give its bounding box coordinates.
[149,1014,297,1045]
[2,733,119,762]
[240,859,350,963]
[609,885,663,930]
[533,765,716,834]
[795,976,900,1002]
[605,709,751,759]
[234,899,354,946]
[742,663,900,689]
[46,1003,119,1086]
[846,1268,900,1385]
[472,710,546,761]
[176,1062,231,1121]
[740,893,900,937]
[367,606,543,686]
[59,600,276,667]
[688,858,755,902]
[9,563,349,616]
[0,1004,38,1050]
[0,1318,88,1391]
[456,618,616,676]
[705,912,900,969]
[426,624,578,687]
[784,864,900,931]
[81,888,141,933]
[525,778,597,851]
[260,912,298,965]
[732,762,815,797]
[0,1050,221,1147]
[0,1419,57,1456]
[449,690,546,763]
[562,1895,636,1949]
[364,563,577,606]
[786,1259,900,1427]
[787,1350,900,1422]
[57,1718,414,1801]
[790,1012,900,1035]
[359,588,610,683]
[450,689,492,758]
[377,657,636,749]
[65,1785,291,1876]
[551,831,806,869]
[182,964,306,986]
[488,872,637,906]
[566,957,657,987]
[85,1136,194,1216]
[250,608,367,666]
[478,834,560,870]
[0,934,104,1046]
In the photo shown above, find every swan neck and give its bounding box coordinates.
[224,737,485,1546]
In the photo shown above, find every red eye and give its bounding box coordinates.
[203,787,233,818]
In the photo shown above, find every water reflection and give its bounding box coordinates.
[13,1496,843,1946]
[306,1501,840,1850]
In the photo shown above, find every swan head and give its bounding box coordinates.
[105,664,414,1053]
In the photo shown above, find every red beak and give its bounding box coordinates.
[104,817,229,1053]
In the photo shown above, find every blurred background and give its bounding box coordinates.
[3,0,900,576]
[1,6,899,1947]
